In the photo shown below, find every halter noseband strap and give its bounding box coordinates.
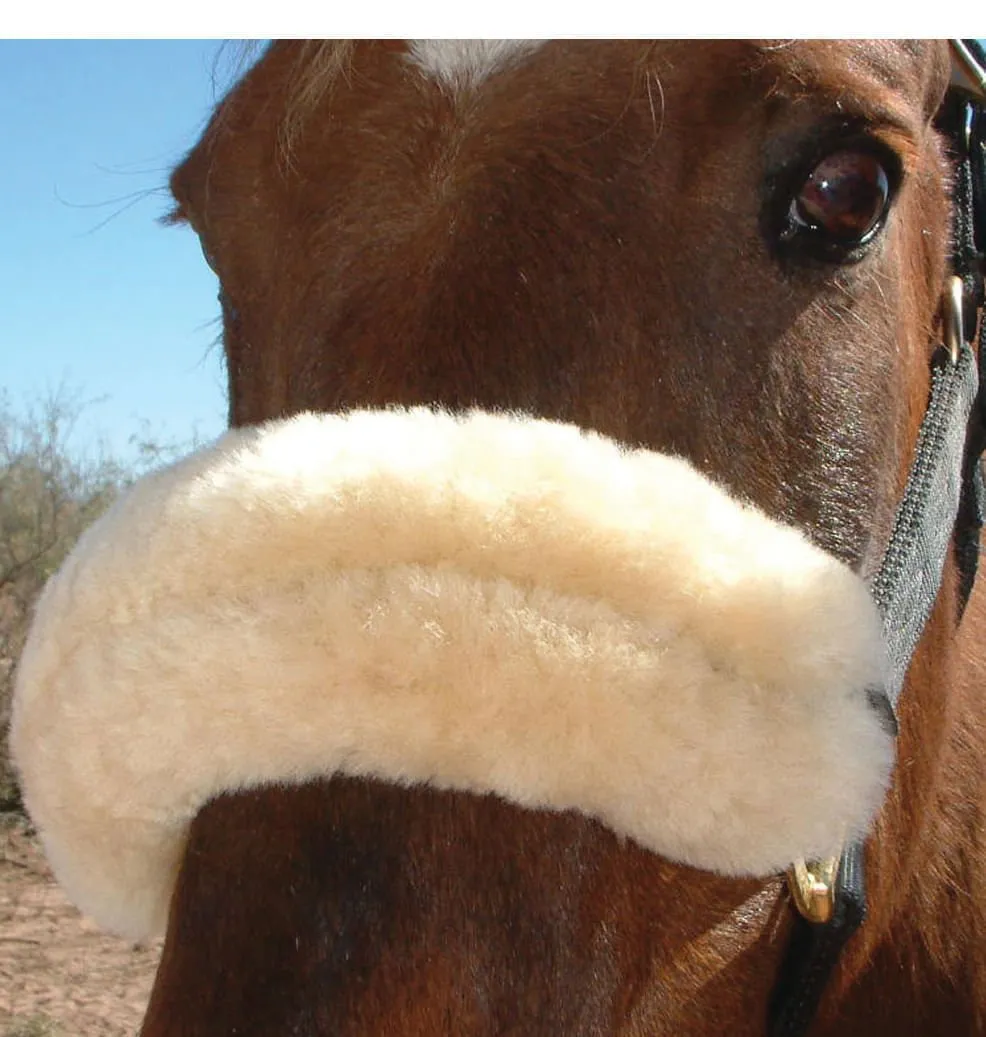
[769,40,986,1037]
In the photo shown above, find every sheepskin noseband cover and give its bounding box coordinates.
[10,408,893,940]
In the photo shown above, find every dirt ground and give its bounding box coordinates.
[0,816,161,1037]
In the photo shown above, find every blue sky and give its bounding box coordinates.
[2,40,252,460]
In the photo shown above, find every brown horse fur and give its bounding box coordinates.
[138,39,986,1034]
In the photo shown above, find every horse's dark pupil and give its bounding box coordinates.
[796,151,890,241]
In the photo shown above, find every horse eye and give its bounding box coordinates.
[781,149,891,250]
[219,288,239,325]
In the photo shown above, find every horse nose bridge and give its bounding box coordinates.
[295,207,684,421]
[144,777,666,1035]
[172,776,786,1035]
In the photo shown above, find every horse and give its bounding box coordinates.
[9,39,986,1036]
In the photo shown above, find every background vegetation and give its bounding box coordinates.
[0,389,194,813]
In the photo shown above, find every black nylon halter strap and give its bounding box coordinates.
[768,43,986,1037]
[872,344,981,694]
[768,344,980,1037]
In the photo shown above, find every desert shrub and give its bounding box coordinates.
[0,388,196,813]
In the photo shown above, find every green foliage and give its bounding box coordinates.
[0,387,199,813]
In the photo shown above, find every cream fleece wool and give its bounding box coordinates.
[10,408,893,940]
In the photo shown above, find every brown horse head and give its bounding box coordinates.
[23,40,986,1037]
[170,41,951,565]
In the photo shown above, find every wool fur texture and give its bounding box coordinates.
[10,407,893,940]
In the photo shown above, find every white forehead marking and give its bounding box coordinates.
[406,40,545,89]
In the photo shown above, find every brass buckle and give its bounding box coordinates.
[787,854,840,924]
[945,274,965,365]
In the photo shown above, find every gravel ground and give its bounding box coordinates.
[0,817,161,1037]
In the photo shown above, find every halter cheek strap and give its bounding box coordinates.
[769,43,986,1037]
[770,341,980,1037]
